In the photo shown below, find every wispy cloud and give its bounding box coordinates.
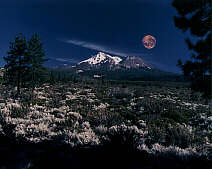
[58,39,133,57]
[55,57,79,63]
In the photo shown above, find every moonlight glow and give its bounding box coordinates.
[142,35,156,49]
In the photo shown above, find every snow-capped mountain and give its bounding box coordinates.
[77,52,152,70]
[78,52,122,65]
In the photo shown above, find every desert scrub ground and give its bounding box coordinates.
[0,80,211,168]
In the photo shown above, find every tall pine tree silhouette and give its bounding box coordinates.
[27,33,48,91]
[3,33,48,96]
[173,0,212,99]
[3,33,28,95]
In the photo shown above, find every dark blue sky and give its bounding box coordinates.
[0,0,192,73]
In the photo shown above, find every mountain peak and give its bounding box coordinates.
[77,52,152,70]
[78,52,122,65]
[97,51,106,56]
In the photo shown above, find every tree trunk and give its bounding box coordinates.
[17,56,21,96]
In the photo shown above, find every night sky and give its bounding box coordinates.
[0,0,192,73]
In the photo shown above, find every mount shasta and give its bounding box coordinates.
[49,52,180,81]
[76,52,152,70]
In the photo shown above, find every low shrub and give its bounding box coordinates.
[146,119,205,148]
[10,106,29,119]
[163,110,189,124]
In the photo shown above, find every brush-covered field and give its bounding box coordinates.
[0,80,211,169]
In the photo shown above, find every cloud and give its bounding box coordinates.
[55,58,68,62]
[58,39,133,57]
[55,57,79,63]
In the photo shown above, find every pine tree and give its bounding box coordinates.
[3,33,28,95]
[27,33,48,91]
[49,71,56,84]
[173,0,212,99]
[3,33,48,96]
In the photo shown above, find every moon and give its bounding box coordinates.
[142,35,156,49]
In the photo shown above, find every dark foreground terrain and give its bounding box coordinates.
[0,139,211,169]
[0,80,211,169]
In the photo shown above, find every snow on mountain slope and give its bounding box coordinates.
[78,52,122,65]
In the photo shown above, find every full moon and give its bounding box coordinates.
[142,35,156,49]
